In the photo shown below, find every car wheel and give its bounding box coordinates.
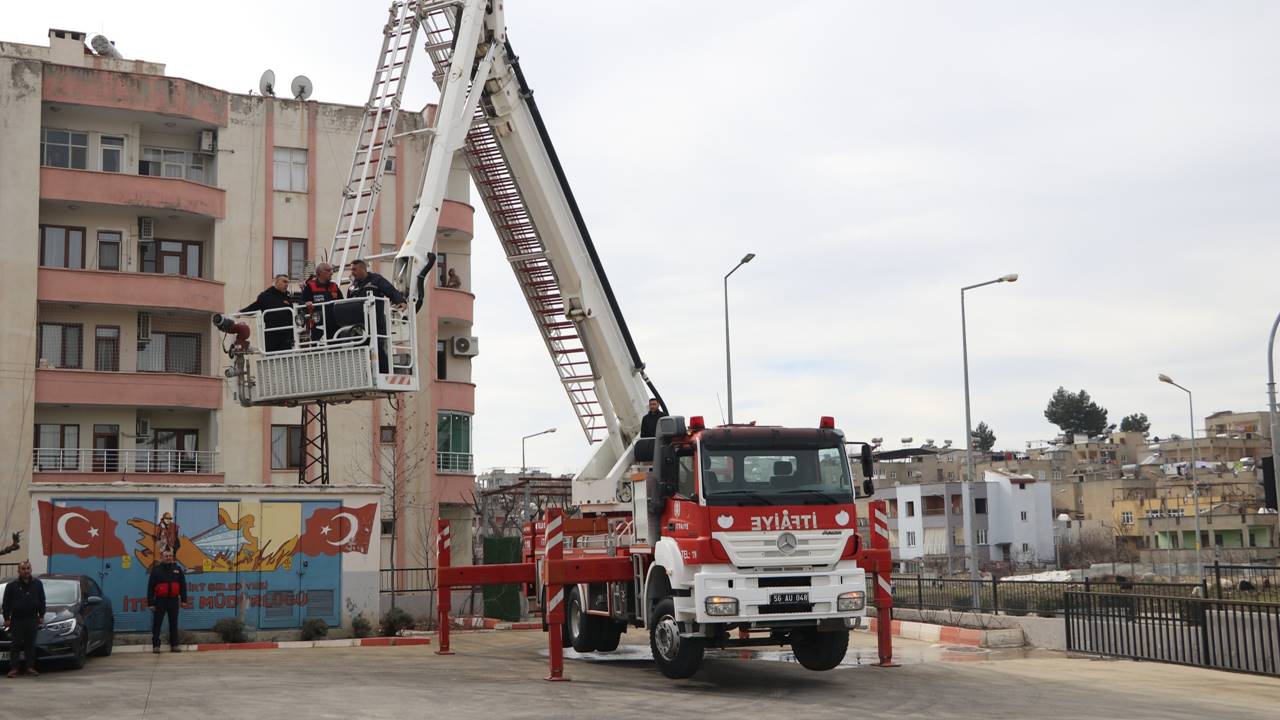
[91,622,114,657]
[648,597,703,679]
[70,633,88,670]
[789,629,849,671]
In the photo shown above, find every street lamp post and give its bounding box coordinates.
[961,273,1018,597]
[520,428,556,524]
[1267,313,1280,514]
[724,253,755,424]
[1158,374,1202,578]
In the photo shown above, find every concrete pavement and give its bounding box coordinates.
[1,630,1277,719]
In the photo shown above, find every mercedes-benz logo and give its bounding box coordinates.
[776,532,797,555]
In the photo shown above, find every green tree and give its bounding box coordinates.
[972,421,997,453]
[1119,412,1150,433]
[1044,387,1109,437]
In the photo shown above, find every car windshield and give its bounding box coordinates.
[0,578,78,606]
[701,445,853,506]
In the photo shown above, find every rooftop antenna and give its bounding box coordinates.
[259,69,276,97]
[291,75,314,101]
[715,393,726,426]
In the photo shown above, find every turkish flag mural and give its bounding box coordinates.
[38,501,128,559]
[298,503,377,556]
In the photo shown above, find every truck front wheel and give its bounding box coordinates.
[789,629,849,671]
[649,597,703,679]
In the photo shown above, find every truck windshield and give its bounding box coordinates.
[701,446,853,506]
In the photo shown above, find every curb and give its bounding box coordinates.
[114,637,432,653]
[866,618,1017,648]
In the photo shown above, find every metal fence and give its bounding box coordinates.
[381,567,436,594]
[32,448,219,474]
[1208,562,1280,604]
[1066,591,1280,677]
[879,574,1204,617]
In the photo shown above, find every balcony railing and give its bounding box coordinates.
[436,451,474,474]
[32,448,219,474]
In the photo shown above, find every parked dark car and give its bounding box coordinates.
[0,574,114,669]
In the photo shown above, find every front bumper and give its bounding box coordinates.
[0,628,83,661]
[687,562,867,624]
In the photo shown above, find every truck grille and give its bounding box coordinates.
[715,531,847,567]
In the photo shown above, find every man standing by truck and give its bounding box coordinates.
[148,550,188,653]
[2,561,45,677]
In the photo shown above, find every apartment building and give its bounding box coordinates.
[0,30,478,630]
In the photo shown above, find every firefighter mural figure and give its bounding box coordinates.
[153,512,180,558]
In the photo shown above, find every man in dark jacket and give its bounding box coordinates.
[300,263,344,340]
[148,550,188,653]
[2,561,46,677]
[348,259,407,373]
[636,399,667,463]
[241,274,295,351]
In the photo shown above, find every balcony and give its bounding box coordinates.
[431,287,474,324]
[433,380,476,414]
[436,451,474,475]
[32,448,221,484]
[34,369,222,410]
[41,167,225,219]
[42,64,228,127]
[37,267,224,314]
[439,199,475,238]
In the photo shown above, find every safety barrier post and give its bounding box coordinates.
[869,500,897,667]
[543,509,569,681]
[435,520,454,655]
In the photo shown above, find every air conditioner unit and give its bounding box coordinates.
[137,312,152,343]
[136,417,152,438]
[198,129,217,153]
[451,336,479,357]
[138,216,155,242]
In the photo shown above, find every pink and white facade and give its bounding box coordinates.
[0,30,477,590]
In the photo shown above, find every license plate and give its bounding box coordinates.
[770,592,809,605]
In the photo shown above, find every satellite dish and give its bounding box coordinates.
[259,69,276,97]
[291,75,314,101]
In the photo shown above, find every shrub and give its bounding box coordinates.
[351,614,373,638]
[1001,594,1029,616]
[950,593,973,610]
[212,617,249,644]
[177,630,198,646]
[380,606,414,637]
[301,618,329,641]
[1034,596,1059,618]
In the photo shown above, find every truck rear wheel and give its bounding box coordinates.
[595,620,624,652]
[568,587,598,653]
[789,629,849,671]
[648,597,703,679]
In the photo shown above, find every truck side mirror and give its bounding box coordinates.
[860,444,875,496]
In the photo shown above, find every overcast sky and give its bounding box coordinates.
[11,2,1280,473]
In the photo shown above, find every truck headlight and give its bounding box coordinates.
[44,618,76,635]
[837,591,865,612]
[704,596,738,617]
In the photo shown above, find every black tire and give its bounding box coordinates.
[91,622,114,657]
[648,597,703,679]
[69,633,88,670]
[567,586,598,653]
[595,621,624,652]
[790,629,849,671]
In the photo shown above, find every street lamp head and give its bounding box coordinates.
[1158,373,1174,385]
[547,428,557,434]
[741,253,756,264]
[1000,273,1019,283]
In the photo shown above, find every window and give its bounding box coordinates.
[1145,509,1162,519]
[436,340,447,380]
[273,147,308,192]
[37,323,83,368]
[92,424,120,472]
[384,155,395,173]
[905,501,915,517]
[436,411,472,472]
[96,231,121,271]
[41,129,88,169]
[888,471,897,480]
[379,426,396,444]
[436,253,448,287]
[140,147,208,183]
[974,498,987,514]
[1020,511,1028,522]
[976,529,988,544]
[39,225,86,269]
[100,135,124,173]
[270,425,304,469]
[137,332,201,374]
[140,239,202,278]
[951,494,962,515]
[1170,508,1185,518]
[34,423,79,470]
[1121,511,1134,525]
[273,237,308,280]
[94,326,120,372]
[380,519,394,535]
[954,530,964,547]
[1052,471,1063,481]
[905,531,917,547]
[1021,542,1030,553]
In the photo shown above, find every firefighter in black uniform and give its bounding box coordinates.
[300,263,343,341]
[241,274,295,351]
[148,550,188,653]
[348,259,407,374]
[637,399,667,463]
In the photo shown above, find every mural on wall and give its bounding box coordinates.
[37,499,377,632]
